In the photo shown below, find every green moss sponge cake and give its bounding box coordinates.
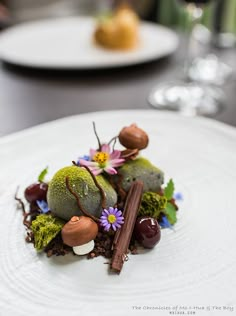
[115,157,164,192]
[47,166,117,221]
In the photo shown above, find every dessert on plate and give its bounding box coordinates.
[94,4,139,50]
[15,123,181,273]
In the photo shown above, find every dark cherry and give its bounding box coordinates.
[134,216,161,249]
[24,182,48,203]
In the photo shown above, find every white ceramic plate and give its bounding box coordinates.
[1,110,236,316]
[0,17,178,69]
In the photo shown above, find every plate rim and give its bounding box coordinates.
[1,109,236,145]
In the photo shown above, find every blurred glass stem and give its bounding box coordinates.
[148,0,223,116]
[184,4,203,79]
[212,0,236,48]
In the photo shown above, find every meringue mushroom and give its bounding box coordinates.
[61,216,98,255]
[118,124,149,150]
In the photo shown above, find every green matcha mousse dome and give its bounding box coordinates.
[47,166,117,221]
[116,157,164,192]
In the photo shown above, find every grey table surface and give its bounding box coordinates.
[0,35,235,137]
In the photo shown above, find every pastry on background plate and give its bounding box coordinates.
[94,4,139,50]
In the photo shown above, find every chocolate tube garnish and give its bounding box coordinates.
[112,200,128,247]
[111,180,144,273]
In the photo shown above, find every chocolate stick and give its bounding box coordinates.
[111,181,143,273]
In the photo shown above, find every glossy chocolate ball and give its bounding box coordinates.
[24,182,48,203]
[134,216,161,248]
[118,124,149,150]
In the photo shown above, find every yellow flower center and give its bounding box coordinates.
[107,214,116,224]
[93,152,109,166]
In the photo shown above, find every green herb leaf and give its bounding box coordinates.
[38,167,48,183]
[164,179,175,200]
[163,202,177,225]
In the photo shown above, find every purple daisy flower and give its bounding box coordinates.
[100,207,124,232]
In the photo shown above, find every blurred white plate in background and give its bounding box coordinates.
[0,17,178,69]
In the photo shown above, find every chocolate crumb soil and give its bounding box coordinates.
[87,231,114,259]
[44,234,71,257]
[88,230,138,260]
[42,228,137,260]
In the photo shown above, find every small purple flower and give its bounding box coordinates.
[174,192,183,201]
[159,215,172,229]
[100,207,124,231]
[36,200,50,214]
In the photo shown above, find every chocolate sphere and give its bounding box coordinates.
[134,216,161,248]
[118,124,149,150]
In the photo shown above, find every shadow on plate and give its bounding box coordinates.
[1,55,172,81]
